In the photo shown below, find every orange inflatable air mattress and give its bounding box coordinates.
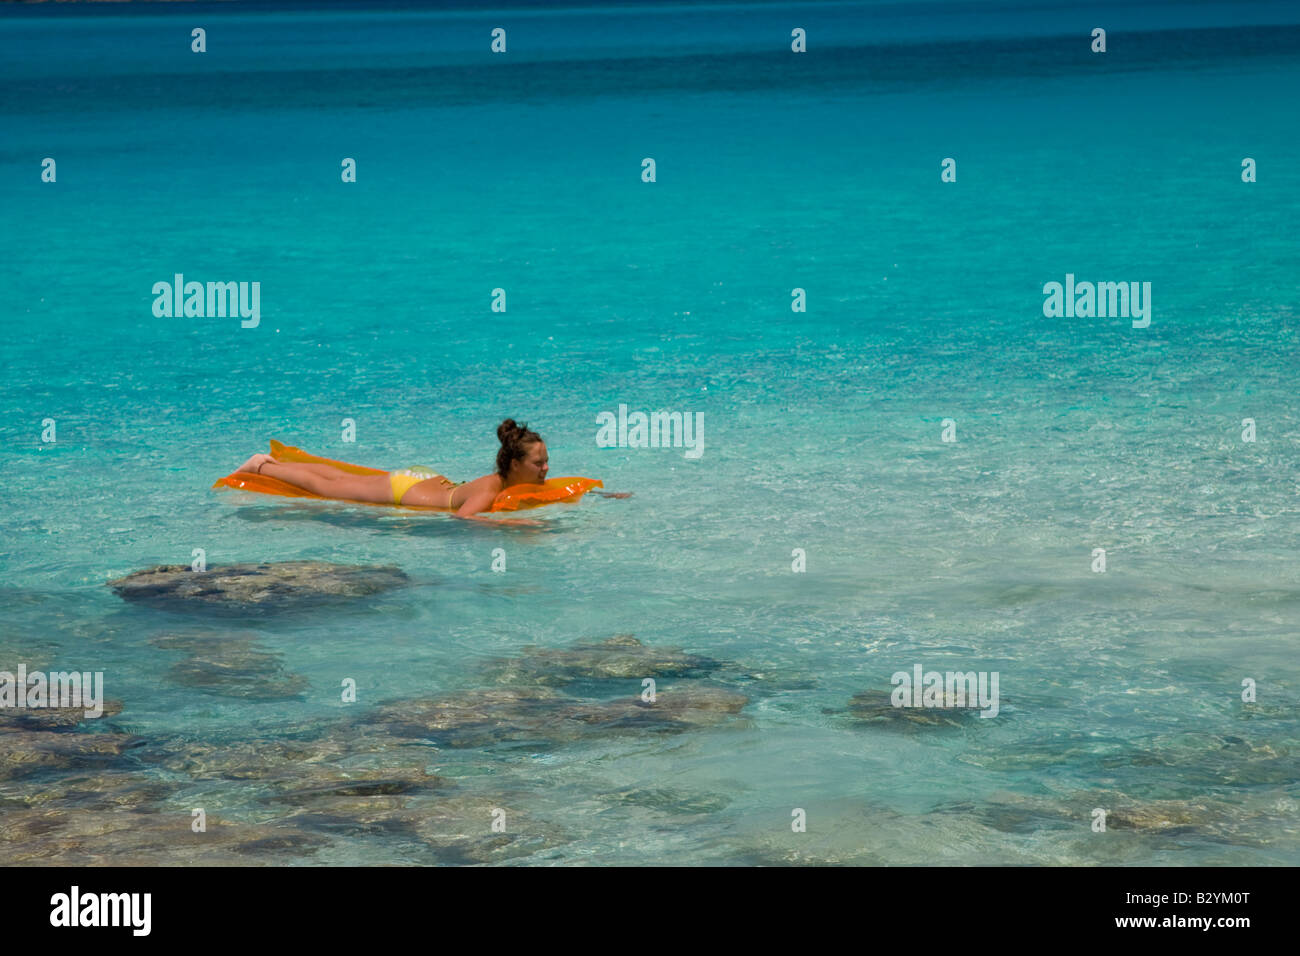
[212,440,603,512]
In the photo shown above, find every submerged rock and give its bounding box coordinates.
[958,730,1296,789]
[269,788,571,864]
[174,744,569,863]
[482,635,722,686]
[847,687,992,728]
[369,686,569,748]
[142,720,460,788]
[254,765,451,843]
[576,685,749,730]
[1115,733,1296,787]
[137,732,450,840]
[107,561,409,613]
[934,788,1295,847]
[151,633,308,700]
[368,683,749,749]
[263,765,447,808]
[0,770,176,813]
[601,787,732,815]
[0,727,140,782]
[0,699,123,732]
[719,800,904,866]
[410,796,568,864]
[151,736,352,780]
[0,805,329,865]
[1235,698,1300,721]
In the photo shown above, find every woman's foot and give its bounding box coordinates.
[238,453,276,474]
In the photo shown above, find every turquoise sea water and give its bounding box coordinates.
[2,0,1299,864]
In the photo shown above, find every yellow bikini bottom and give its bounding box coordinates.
[389,468,461,506]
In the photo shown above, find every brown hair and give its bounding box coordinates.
[496,419,542,481]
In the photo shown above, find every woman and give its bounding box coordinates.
[237,419,617,523]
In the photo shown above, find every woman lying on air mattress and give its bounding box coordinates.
[217,419,626,524]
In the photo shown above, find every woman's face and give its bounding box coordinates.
[514,441,549,483]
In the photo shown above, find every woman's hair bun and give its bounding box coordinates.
[497,419,522,443]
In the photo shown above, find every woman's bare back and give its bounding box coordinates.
[400,473,503,510]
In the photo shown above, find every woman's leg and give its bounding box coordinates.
[282,462,364,479]
[238,454,373,481]
[259,460,394,504]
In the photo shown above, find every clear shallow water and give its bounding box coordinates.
[2,0,1298,864]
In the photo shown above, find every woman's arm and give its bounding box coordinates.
[453,487,542,527]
